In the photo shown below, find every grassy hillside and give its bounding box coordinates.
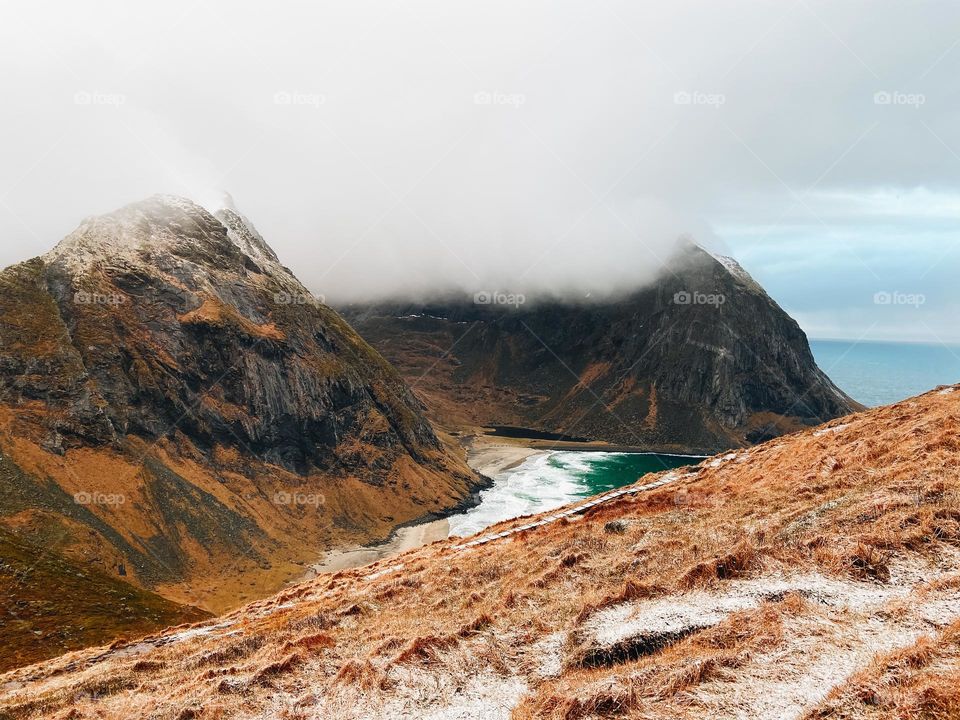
[0,527,208,673]
[1,384,957,719]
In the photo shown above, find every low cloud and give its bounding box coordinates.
[0,2,957,330]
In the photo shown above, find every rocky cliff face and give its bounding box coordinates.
[0,195,477,624]
[341,243,861,453]
[3,195,438,471]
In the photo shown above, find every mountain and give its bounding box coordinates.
[339,242,861,453]
[0,526,209,673]
[0,195,480,654]
[3,384,957,719]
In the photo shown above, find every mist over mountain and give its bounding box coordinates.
[0,195,480,661]
[341,242,861,453]
[2,2,959,338]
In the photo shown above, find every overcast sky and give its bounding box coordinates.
[1,1,958,343]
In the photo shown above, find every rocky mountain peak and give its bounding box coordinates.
[42,194,295,290]
[1,195,444,469]
[0,196,480,633]
[214,192,280,266]
[340,243,861,453]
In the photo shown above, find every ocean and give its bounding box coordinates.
[810,339,960,408]
[447,451,700,537]
[447,339,959,538]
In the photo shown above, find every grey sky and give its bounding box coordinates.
[1,1,958,342]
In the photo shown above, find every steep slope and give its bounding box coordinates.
[0,196,479,633]
[0,527,209,673]
[340,242,861,453]
[2,384,957,720]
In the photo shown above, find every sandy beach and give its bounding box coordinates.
[306,518,452,575]
[465,439,545,478]
[303,439,545,576]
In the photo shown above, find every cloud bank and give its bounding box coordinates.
[0,1,958,337]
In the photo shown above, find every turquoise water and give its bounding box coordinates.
[447,451,701,537]
[811,339,960,407]
[447,340,960,538]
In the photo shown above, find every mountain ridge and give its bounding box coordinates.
[340,242,861,454]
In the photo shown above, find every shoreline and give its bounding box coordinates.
[304,518,453,575]
[461,438,546,477]
[302,438,546,576]
[464,427,715,456]
[301,433,705,577]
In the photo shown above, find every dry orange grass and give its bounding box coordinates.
[804,619,960,719]
[1,386,958,719]
[0,415,477,617]
[520,600,803,720]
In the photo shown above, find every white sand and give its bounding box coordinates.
[306,440,543,575]
[466,442,545,478]
[307,519,451,575]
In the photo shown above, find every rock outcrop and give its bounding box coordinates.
[4,195,439,471]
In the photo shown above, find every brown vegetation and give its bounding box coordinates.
[0,385,958,719]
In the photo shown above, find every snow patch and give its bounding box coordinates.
[366,564,405,581]
[688,587,960,720]
[531,632,565,678]
[313,670,527,720]
[707,452,739,468]
[703,246,756,285]
[688,614,925,720]
[153,620,237,647]
[581,572,911,651]
[813,423,850,437]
